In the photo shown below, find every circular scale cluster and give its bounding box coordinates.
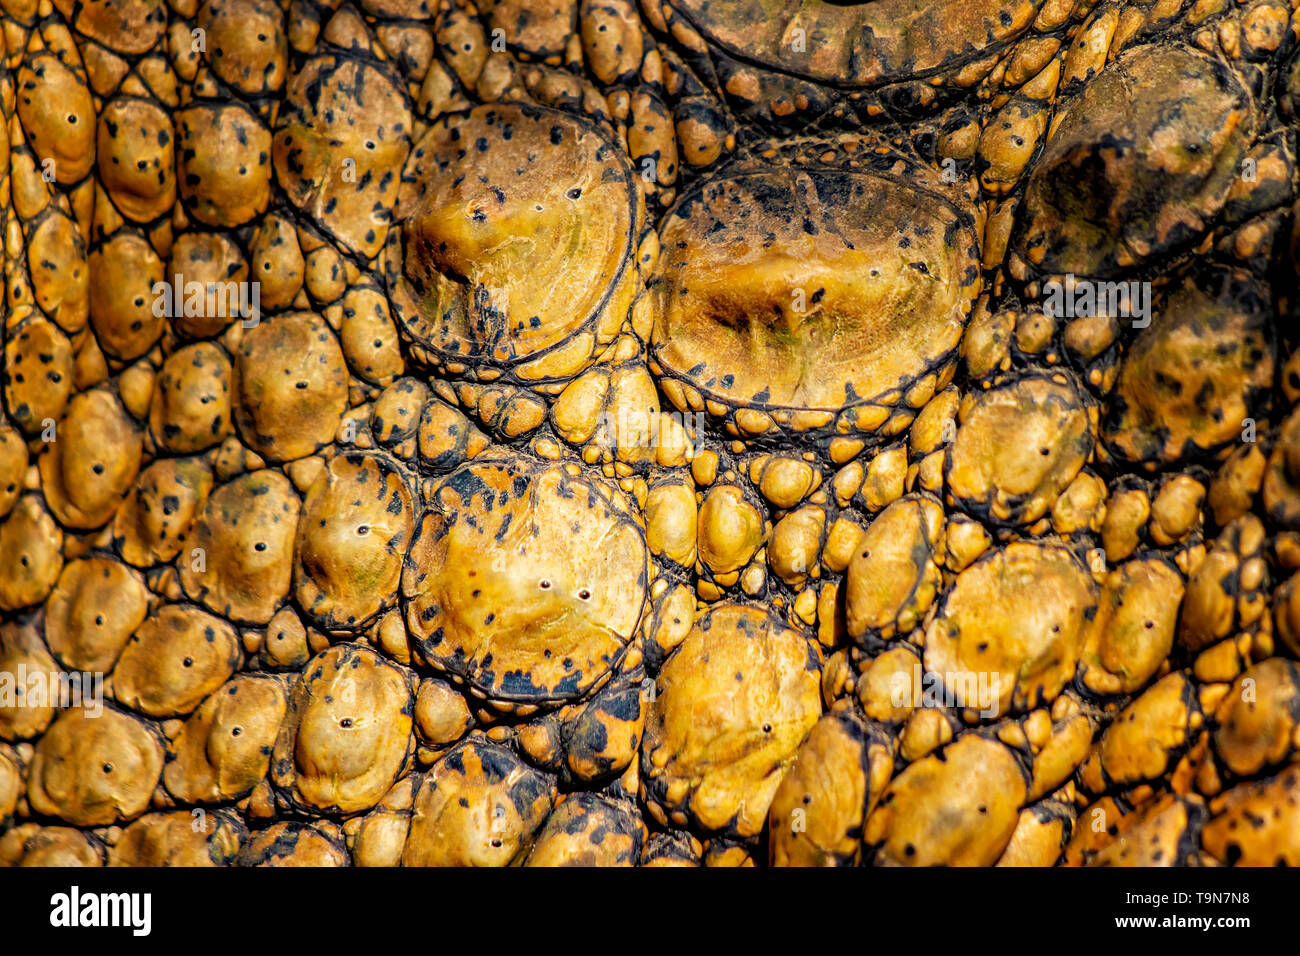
[1,0,1299,867]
